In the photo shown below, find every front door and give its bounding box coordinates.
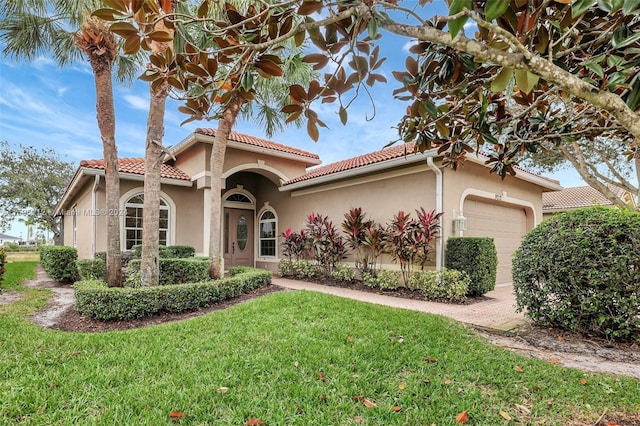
[223,208,254,268]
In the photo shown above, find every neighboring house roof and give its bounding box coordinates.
[189,128,321,162]
[80,158,191,181]
[0,233,20,240]
[542,185,632,213]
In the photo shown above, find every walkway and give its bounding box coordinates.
[273,277,526,332]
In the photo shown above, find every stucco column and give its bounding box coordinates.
[203,188,210,256]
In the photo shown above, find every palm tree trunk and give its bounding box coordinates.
[78,18,122,286]
[209,95,244,279]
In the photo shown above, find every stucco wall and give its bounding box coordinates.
[251,165,438,272]
[61,179,94,259]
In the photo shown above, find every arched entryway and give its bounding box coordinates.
[222,188,255,268]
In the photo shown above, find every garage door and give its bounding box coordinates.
[463,199,529,284]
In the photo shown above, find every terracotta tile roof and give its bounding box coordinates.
[194,128,320,161]
[80,158,191,181]
[285,142,418,184]
[542,185,624,211]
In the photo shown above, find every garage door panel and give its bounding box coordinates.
[463,200,528,284]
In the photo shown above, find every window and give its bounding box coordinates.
[259,210,277,257]
[124,194,169,250]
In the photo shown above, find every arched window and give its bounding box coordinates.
[124,194,170,250]
[259,209,277,257]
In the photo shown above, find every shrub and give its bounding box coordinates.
[95,251,136,268]
[130,245,195,259]
[280,229,307,261]
[445,237,497,296]
[386,209,443,285]
[330,263,355,282]
[363,269,400,290]
[277,259,294,277]
[293,260,321,279]
[512,207,640,342]
[306,212,346,276]
[127,258,210,286]
[77,258,106,281]
[39,246,79,282]
[408,269,470,302]
[74,268,272,320]
[0,247,7,288]
[162,245,196,258]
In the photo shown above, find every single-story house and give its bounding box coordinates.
[55,129,562,284]
[0,233,21,246]
[542,184,636,220]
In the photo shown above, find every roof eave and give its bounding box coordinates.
[54,167,192,216]
[280,149,437,192]
[465,154,563,191]
[173,132,322,166]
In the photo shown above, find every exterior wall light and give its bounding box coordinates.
[453,212,467,234]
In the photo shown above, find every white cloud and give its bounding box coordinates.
[123,94,149,110]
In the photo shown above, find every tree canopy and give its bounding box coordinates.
[0,141,75,240]
[95,0,639,185]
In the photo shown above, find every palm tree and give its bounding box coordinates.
[1,0,142,286]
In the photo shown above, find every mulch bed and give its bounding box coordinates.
[291,275,491,305]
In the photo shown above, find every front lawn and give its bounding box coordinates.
[0,282,638,424]
[1,260,38,290]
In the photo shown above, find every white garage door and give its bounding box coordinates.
[463,199,529,285]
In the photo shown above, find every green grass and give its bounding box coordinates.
[1,261,38,290]
[0,282,638,425]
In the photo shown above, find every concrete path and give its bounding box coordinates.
[273,277,526,332]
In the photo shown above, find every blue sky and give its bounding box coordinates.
[0,5,586,239]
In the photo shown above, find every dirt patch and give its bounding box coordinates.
[0,292,22,305]
[475,323,640,379]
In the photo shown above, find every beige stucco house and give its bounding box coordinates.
[55,129,562,284]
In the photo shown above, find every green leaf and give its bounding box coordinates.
[514,70,539,94]
[491,67,513,93]
[485,0,509,21]
[339,106,348,126]
[612,29,640,48]
[448,0,471,39]
[626,79,640,110]
[572,0,596,17]
[367,17,378,39]
[623,0,640,14]
[585,61,604,79]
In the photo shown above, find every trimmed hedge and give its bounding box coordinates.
[77,258,106,281]
[513,207,640,342]
[74,268,272,320]
[131,245,196,259]
[39,246,79,282]
[0,247,6,288]
[445,237,497,296]
[95,251,136,268]
[127,258,210,286]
